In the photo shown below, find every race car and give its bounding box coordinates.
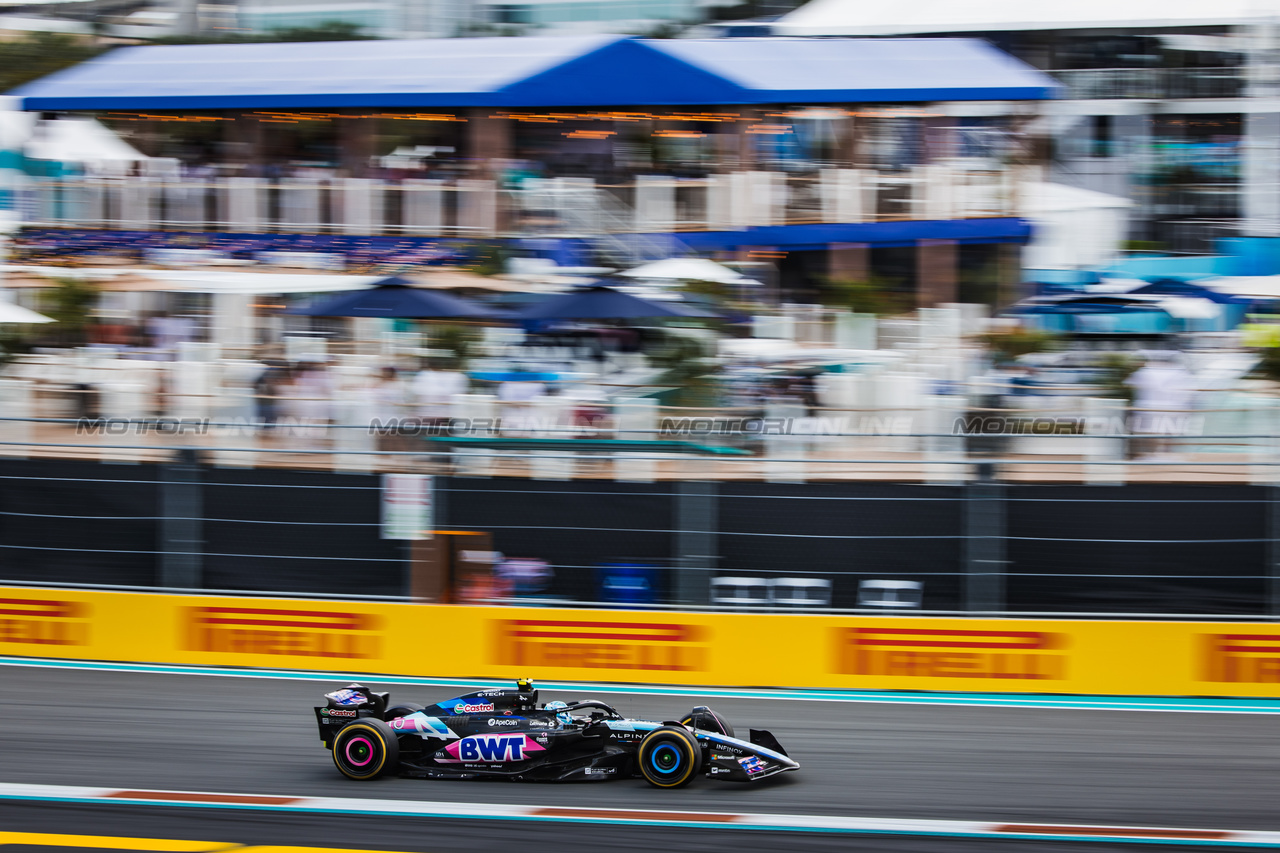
[314,678,798,788]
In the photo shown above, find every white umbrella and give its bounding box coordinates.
[619,258,756,285]
[24,118,149,165]
[0,301,54,324]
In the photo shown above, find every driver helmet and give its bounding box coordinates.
[544,700,572,726]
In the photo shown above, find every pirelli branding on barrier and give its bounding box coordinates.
[0,597,89,647]
[184,606,381,659]
[836,626,1069,681]
[493,619,709,672]
[7,587,1280,698]
[1202,633,1280,683]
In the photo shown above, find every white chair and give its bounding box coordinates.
[770,577,832,607]
[858,579,923,608]
[711,576,770,607]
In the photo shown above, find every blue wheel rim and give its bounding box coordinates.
[650,743,682,775]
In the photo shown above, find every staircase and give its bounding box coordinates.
[519,178,690,266]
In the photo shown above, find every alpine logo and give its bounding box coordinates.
[453,702,495,714]
[441,735,545,763]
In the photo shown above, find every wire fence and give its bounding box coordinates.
[1,406,1278,485]
[0,438,1275,618]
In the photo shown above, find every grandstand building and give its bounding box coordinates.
[7,35,1063,303]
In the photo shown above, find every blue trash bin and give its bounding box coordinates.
[597,562,661,605]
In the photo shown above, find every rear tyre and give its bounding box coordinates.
[681,706,735,739]
[384,702,425,720]
[332,718,399,780]
[637,725,701,788]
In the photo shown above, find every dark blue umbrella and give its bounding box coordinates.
[1132,279,1248,305]
[1018,301,1168,315]
[1013,294,1170,315]
[286,277,502,319]
[513,285,716,320]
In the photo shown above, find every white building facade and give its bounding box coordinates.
[773,0,1280,254]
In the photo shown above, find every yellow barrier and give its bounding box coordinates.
[2,587,1279,696]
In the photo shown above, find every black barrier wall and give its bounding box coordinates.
[0,457,1271,614]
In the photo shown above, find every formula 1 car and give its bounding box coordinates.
[314,678,798,788]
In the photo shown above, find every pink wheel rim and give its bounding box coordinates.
[344,735,375,767]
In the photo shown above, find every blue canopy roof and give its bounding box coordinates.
[286,280,503,319]
[11,35,1061,110]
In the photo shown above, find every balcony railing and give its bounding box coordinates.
[17,164,1028,238]
[1050,67,1246,100]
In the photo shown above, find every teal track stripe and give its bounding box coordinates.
[2,654,1279,713]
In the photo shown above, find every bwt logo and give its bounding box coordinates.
[660,416,913,437]
[495,619,708,672]
[1202,633,1280,683]
[837,627,1067,681]
[0,597,89,646]
[443,734,545,763]
[76,418,210,435]
[185,606,380,659]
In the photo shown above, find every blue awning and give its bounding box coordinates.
[11,35,1061,110]
[676,218,1034,252]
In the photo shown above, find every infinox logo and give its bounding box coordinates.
[186,606,380,659]
[441,734,545,763]
[837,627,1067,681]
[495,619,708,671]
[1203,633,1280,683]
[0,597,88,646]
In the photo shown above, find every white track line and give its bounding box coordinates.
[0,783,1277,847]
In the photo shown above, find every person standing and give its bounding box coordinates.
[413,359,469,426]
[1126,351,1196,460]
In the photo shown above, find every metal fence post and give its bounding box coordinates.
[673,480,717,606]
[963,462,1005,612]
[159,448,203,589]
[1271,484,1280,619]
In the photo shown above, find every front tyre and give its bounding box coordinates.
[332,718,399,780]
[681,706,734,739]
[637,726,701,788]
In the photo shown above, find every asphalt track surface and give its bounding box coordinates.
[4,664,1277,851]
[0,802,1173,853]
